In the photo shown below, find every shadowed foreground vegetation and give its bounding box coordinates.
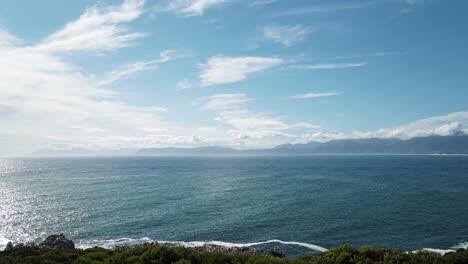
[1,244,468,264]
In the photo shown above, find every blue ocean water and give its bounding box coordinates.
[1,155,467,257]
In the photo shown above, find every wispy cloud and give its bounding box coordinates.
[290,92,340,99]
[198,56,283,87]
[202,93,254,110]
[275,2,372,16]
[34,0,146,53]
[292,62,367,70]
[249,0,276,8]
[176,79,196,90]
[263,25,314,47]
[331,51,407,60]
[99,50,180,85]
[200,94,319,146]
[161,0,231,16]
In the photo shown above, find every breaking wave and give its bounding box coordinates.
[3,234,467,256]
[0,236,10,251]
[412,242,468,255]
[76,237,154,249]
[75,238,328,252]
[157,239,329,252]
[452,241,468,250]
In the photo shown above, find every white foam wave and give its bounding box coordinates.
[7,235,467,256]
[167,239,329,253]
[76,237,153,249]
[418,248,456,255]
[77,238,328,252]
[0,236,10,251]
[411,241,468,256]
[452,242,468,250]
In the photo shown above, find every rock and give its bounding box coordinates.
[13,243,25,249]
[39,233,75,249]
[267,248,286,258]
[4,242,13,252]
[115,242,159,251]
[193,244,285,258]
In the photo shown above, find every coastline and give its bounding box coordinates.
[2,234,468,264]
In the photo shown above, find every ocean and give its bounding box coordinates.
[1,155,467,257]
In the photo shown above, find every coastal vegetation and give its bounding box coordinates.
[1,236,467,264]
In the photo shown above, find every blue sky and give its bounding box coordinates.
[0,0,467,154]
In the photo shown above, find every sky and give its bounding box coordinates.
[0,0,467,155]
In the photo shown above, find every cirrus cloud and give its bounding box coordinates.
[291,62,367,70]
[35,0,147,54]
[263,25,314,47]
[99,50,180,85]
[198,56,283,87]
[290,92,340,99]
[160,0,232,16]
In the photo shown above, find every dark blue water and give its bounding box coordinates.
[1,155,467,257]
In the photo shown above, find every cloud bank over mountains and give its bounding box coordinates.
[296,113,468,144]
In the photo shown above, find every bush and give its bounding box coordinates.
[1,243,467,264]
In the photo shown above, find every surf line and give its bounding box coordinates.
[158,239,329,252]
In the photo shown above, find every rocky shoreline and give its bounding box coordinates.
[2,235,468,264]
[3,234,285,258]
[192,244,285,258]
[4,234,75,252]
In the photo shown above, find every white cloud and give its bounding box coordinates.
[200,94,320,147]
[99,50,178,85]
[1,18,309,153]
[290,92,340,99]
[0,46,172,154]
[0,1,207,155]
[433,122,465,136]
[34,0,146,53]
[163,0,231,16]
[292,62,367,70]
[275,2,371,16]
[296,112,468,143]
[331,51,406,60]
[199,56,283,87]
[0,49,172,146]
[0,28,20,47]
[373,113,468,139]
[202,93,253,110]
[263,25,314,47]
[99,61,157,85]
[249,0,276,8]
[1,0,466,154]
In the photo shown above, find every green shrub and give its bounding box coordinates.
[1,243,467,264]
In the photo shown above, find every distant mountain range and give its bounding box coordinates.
[271,135,468,154]
[33,135,468,156]
[137,135,468,155]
